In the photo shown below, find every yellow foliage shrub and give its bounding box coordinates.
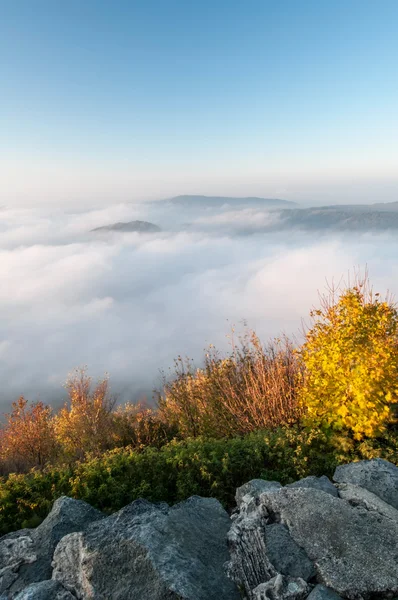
[54,368,116,459]
[299,279,398,439]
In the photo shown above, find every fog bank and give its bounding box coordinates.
[1,201,397,411]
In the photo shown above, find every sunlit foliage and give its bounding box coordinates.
[299,278,398,439]
[0,397,58,472]
[54,368,116,459]
[112,402,175,448]
[158,331,302,438]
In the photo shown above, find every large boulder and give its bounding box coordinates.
[333,458,398,510]
[254,487,398,598]
[236,480,282,509]
[265,524,315,582]
[52,496,240,600]
[336,482,398,523]
[226,500,315,596]
[227,509,278,595]
[285,476,338,498]
[227,461,398,599]
[0,497,103,598]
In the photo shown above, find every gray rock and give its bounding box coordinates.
[228,486,315,595]
[307,585,342,599]
[259,488,398,597]
[235,480,282,509]
[0,497,103,598]
[227,492,315,595]
[226,514,278,596]
[337,482,398,523]
[0,531,36,595]
[334,458,398,509]
[265,524,315,581]
[286,475,338,497]
[52,496,239,600]
[14,580,76,600]
[251,574,310,600]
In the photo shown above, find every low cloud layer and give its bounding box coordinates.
[189,207,283,233]
[1,201,398,411]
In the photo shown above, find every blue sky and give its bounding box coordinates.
[1,0,398,205]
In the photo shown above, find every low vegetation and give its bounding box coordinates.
[158,333,302,438]
[1,426,397,534]
[0,274,397,533]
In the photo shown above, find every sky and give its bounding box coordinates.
[1,0,398,206]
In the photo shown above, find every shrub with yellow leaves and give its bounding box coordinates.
[54,367,116,459]
[299,277,398,439]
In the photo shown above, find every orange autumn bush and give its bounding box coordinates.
[158,331,303,438]
[0,396,58,473]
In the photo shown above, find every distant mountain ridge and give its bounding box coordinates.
[304,201,398,212]
[163,195,297,208]
[91,220,161,233]
[90,199,398,236]
[275,204,398,231]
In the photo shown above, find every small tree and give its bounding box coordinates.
[0,396,58,472]
[299,278,398,439]
[54,368,116,459]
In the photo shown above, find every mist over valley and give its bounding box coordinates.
[1,194,398,411]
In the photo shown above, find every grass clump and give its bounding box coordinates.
[158,332,302,438]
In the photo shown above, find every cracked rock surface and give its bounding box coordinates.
[227,459,398,599]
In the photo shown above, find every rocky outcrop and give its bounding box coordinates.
[285,475,338,497]
[336,482,398,522]
[264,524,316,582]
[52,496,239,600]
[1,459,398,599]
[227,459,398,599]
[0,497,103,598]
[235,480,282,509]
[334,458,398,509]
